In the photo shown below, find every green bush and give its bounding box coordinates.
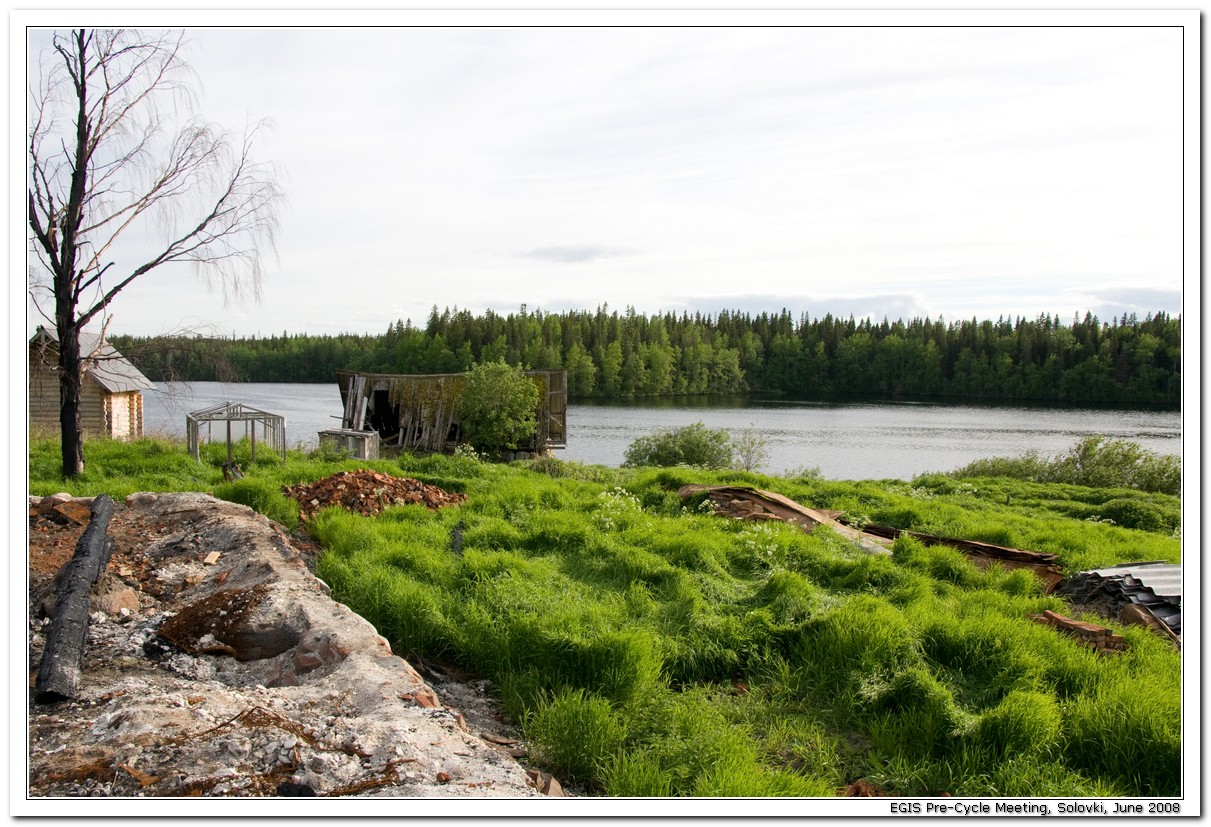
[1094,497,1177,532]
[456,360,540,453]
[951,436,1180,495]
[622,421,733,469]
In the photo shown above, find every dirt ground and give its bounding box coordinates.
[24,488,569,801]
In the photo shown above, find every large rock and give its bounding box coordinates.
[26,492,542,800]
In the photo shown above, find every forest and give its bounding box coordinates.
[110,306,1181,407]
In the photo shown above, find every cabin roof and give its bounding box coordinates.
[31,326,155,394]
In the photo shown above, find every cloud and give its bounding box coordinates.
[1068,286,1184,321]
[517,245,636,265]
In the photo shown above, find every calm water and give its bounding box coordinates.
[143,383,1182,481]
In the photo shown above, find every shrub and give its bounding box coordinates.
[1095,497,1177,532]
[732,425,770,472]
[950,436,1180,495]
[622,421,733,469]
[456,360,540,453]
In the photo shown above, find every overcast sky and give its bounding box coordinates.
[21,15,1194,339]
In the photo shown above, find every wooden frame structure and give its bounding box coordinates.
[335,368,567,454]
[186,401,287,463]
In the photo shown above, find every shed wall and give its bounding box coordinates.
[28,356,144,439]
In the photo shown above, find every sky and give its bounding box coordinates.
[19,12,1196,339]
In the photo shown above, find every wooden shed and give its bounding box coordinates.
[29,326,155,440]
[335,368,567,454]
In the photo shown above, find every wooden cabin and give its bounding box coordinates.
[336,368,567,454]
[29,326,155,439]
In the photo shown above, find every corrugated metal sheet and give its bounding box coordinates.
[1088,562,1182,600]
[1058,562,1181,640]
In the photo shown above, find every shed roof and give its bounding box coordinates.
[31,326,155,394]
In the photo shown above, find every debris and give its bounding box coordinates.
[678,484,892,556]
[1056,562,1181,645]
[283,470,467,521]
[118,762,160,787]
[1029,609,1129,655]
[841,778,886,797]
[847,522,1066,592]
[203,551,222,565]
[52,500,94,525]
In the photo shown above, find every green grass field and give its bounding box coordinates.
[28,434,1183,797]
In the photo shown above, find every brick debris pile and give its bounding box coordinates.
[283,470,467,521]
[1028,609,1129,655]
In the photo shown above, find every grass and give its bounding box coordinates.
[27,435,1184,797]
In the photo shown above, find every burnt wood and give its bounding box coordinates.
[35,494,116,703]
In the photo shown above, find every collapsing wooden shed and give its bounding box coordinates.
[335,369,567,454]
[29,326,155,440]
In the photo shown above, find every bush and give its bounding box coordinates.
[622,422,733,469]
[951,436,1180,495]
[456,361,540,454]
[732,425,770,472]
[1095,497,1178,532]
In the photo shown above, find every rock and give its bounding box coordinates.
[38,493,75,515]
[52,500,94,525]
[91,583,140,616]
[527,769,564,796]
[26,492,544,800]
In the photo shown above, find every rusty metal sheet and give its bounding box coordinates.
[678,485,892,556]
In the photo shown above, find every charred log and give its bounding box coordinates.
[35,494,115,703]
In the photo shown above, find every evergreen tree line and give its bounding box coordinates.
[111,306,1181,407]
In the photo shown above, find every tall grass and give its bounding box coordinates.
[28,433,1183,797]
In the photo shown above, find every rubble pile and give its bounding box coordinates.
[283,471,467,522]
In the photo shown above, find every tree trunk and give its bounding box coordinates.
[57,325,85,477]
[55,30,92,479]
[35,494,115,703]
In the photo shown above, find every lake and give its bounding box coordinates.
[142,382,1182,481]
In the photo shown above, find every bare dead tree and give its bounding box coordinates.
[28,28,282,477]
